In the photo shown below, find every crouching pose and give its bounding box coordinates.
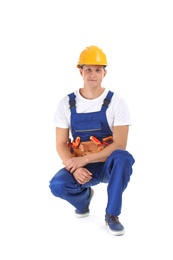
[49,45,135,236]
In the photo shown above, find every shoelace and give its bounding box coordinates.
[107,215,120,223]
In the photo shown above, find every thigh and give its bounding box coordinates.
[100,149,135,183]
[83,162,105,187]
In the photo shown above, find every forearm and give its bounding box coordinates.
[84,142,126,164]
[56,144,74,164]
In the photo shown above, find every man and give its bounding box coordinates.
[49,45,135,236]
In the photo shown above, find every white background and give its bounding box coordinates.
[0,0,173,259]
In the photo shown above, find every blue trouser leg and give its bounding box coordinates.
[49,149,135,215]
[101,150,135,216]
[49,159,105,211]
[49,168,93,211]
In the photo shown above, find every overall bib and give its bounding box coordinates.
[49,91,135,216]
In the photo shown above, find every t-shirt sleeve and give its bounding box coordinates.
[112,96,132,126]
[54,96,70,128]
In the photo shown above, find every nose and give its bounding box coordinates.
[90,69,97,77]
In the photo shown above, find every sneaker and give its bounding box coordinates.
[105,213,125,236]
[75,188,94,218]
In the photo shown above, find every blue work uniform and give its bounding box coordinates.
[49,91,135,216]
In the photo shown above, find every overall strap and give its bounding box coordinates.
[68,92,76,114]
[101,90,114,112]
[68,90,114,112]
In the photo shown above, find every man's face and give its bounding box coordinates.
[80,65,107,87]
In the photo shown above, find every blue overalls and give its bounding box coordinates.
[49,91,135,216]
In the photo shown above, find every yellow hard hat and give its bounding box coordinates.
[77,45,108,68]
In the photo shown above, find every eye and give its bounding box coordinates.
[96,68,102,72]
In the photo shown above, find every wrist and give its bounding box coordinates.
[85,155,90,164]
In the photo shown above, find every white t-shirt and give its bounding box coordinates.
[54,89,131,132]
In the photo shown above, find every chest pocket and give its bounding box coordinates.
[74,120,102,133]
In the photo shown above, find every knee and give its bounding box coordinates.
[49,178,61,197]
[49,172,66,197]
[109,149,135,166]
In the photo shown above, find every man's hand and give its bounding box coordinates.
[72,168,92,184]
[64,156,88,173]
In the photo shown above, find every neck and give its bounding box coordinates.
[79,87,105,99]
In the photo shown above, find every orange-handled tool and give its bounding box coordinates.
[72,136,81,148]
[102,136,113,146]
[90,136,102,145]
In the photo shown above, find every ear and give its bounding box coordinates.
[103,69,107,77]
[79,68,83,76]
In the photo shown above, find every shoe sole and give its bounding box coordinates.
[75,211,90,218]
[106,225,125,236]
[75,188,94,218]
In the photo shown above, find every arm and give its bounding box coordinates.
[56,127,93,183]
[55,127,73,163]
